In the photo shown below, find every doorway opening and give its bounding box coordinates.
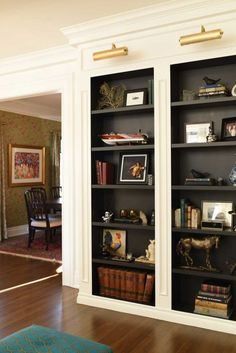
[0,93,63,289]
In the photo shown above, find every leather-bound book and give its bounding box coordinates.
[137,272,146,302]
[97,267,105,296]
[103,267,111,297]
[120,270,126,299]
[101,162,114,184]
[143,273,155,304]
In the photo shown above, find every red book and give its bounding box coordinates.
[101,162,114,184]
[137,272,146,302]
[109,268,116,297]
[120,270,126,299]
[143,273,155,304]
[97,267,105,296]
[201,281,231,295]
[114,269,121,299]
[95,160,102,184]
[103,267,110,297]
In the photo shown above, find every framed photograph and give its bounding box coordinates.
[201,200,233,228]
[118,153,148,184]
[103,229,126,258]
[221,117,236,140]
[124,88,147,106]
[185,122,212,143]
[8,144,45,187]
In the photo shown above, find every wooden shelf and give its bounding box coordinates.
[92,221,155,230]
[172,141,236,148]
[91,104,154,116]
[172,227,236,236]
[172,268,236,281]
[172,185,236,191]
[92,184,154,190]
[92,144,154,152]
[93,257,155,271]
[171,96,236,108]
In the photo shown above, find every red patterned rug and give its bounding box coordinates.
[0,232,62,263]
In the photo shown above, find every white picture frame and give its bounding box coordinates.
[201,200,233,228]
[185,122,212,143]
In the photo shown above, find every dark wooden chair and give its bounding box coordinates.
[24,189,62,250]
[51,186,62,199]
[31,187,47,199]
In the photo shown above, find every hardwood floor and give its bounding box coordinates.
[0,253,59,290]
[0,254,236,352]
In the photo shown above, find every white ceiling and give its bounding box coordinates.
[0,0,164,59]
[0,94,61,121]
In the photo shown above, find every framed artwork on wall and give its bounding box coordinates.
[8,144,45,187]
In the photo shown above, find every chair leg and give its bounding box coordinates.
[28,228,34,248]
[45,230,49,250]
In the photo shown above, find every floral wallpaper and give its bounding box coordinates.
[0,111,61,227]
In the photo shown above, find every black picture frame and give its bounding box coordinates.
[124,88,148,107]
[118,153,149,184]
[221,117,236,141]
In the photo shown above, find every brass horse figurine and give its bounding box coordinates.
[176,236,220,271]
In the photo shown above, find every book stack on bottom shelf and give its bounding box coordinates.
[194,281,233,319]
[97,267,155,304]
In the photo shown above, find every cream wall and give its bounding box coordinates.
[0,111,61,227]
[0,0,162,58]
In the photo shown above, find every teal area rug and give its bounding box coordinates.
[0,325,113,353]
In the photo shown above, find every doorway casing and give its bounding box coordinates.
[0,61,77,288]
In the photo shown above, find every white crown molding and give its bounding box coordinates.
[0,45,76,77]
[61,0,236,46]
[0,100,61,121]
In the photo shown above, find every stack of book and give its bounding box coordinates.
[194,281,233,319]
[174,198,201,228]
[198,83,228,98]
[97,267,155,304]
[185,178,215,186]
[96,160,114,184]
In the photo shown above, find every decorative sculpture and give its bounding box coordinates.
[102,211,113,223]
[176,236,220,271]
[97,82,125,109]
[206,126,217,142]
[139,210,148,225]
[145,239,155,262]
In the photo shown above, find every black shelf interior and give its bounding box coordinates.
[172,227,236,237]
[171,96,236,108]
[93,221,155,231]
[172,141,236,148]
[91,68,155,306]
[93,257,155,271]
[171,55,236,319]
[92,144,154,152]
[172,185,236,191]
[91,104,154,116]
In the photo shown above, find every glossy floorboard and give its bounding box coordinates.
[0,253,59,290]
[0,254,236,353]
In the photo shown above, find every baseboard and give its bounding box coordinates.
[77,293,236,335]
[7,224,28,237]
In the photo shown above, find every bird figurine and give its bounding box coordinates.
[203,76,221,86]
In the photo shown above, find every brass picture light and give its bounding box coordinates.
[179,25,223,46]
[93,43,128,61]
